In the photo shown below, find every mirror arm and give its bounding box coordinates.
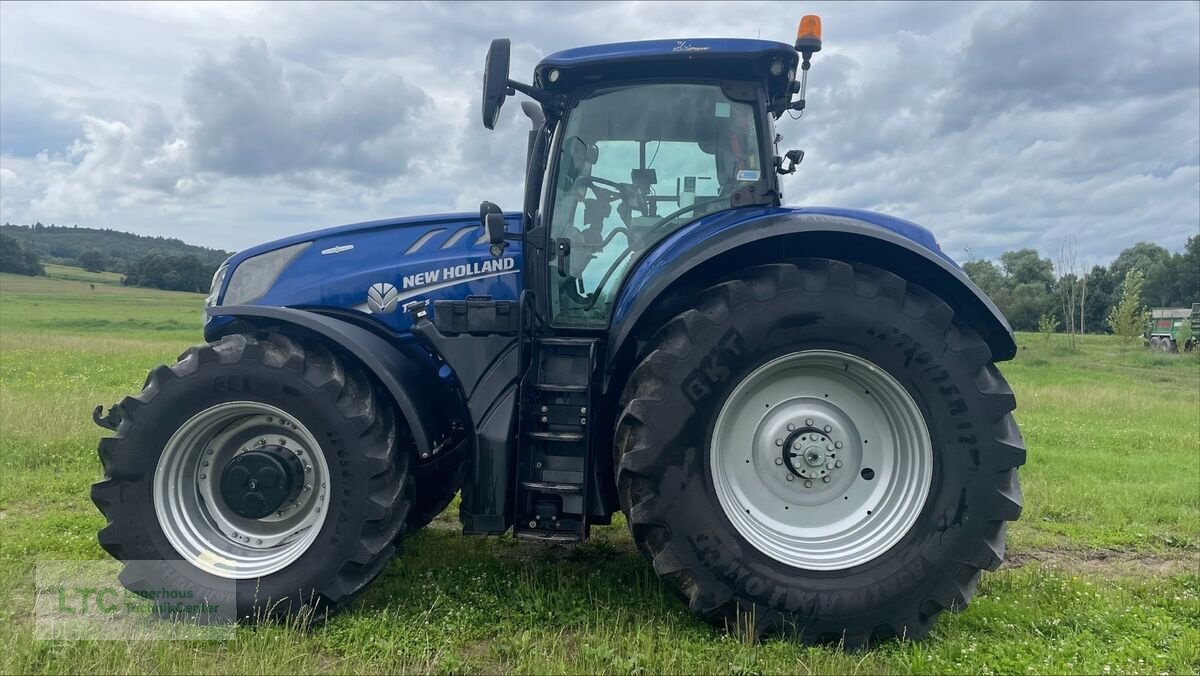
[507,79,561,114]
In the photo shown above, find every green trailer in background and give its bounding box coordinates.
[1146,304,1199,352]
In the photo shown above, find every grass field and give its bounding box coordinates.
[1,268,1197,674]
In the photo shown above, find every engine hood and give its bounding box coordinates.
[224,212,492,269]
[213,211,523,336]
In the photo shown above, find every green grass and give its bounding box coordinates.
[1,269,1197,674]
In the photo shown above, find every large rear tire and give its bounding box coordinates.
[615,259,1026,647]
[91,333,412,621]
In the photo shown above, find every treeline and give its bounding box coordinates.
[964,236,1198,333]
[1,223,230,271]
[1,222,230,292]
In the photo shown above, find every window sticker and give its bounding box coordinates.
[714,102,731,118]
[736,169,761,181]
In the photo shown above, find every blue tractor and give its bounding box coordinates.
[92,17,1025,646]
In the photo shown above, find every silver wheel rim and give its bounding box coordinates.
[710,350,933,571]
[153,401,329,579]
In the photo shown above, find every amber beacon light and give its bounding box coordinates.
[796,15,822,56]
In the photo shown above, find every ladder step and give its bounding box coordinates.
[527,431,585,442]
[520,480,582,494]
[516,530,580,544]
[536,337,595,347]
[534,383,587,392]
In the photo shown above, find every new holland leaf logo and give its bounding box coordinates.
[366,283,400,314]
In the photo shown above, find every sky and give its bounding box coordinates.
[0,0,1197,266]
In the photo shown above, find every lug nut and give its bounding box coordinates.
[785,474,794,481]
[305,464,312,472]
[787,423,796,431]
[199,473,206,480]
[824,425,832,433]
[256,438,266,446]
[823,476,831,483]
[278,438,288,445]
[529,520,538,528]
[827,444,834,451]
[541,405,548,413]
[775,438,783,447]
[835,441,843,449]
[206,449,214,455]
[580,417,587,425]
[580,407,587,414]
[793,441,803,451]
[835,460,843,468]
[202,460,209,467]
[827,462,835,470]
[804,480,812,488]
[804,418,813,426]
[541,416,549,423]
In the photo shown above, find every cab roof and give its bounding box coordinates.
[534,38,799,101]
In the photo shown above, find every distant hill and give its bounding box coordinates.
[1,223,231,274]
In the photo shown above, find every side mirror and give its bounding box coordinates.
[480,201,506,256]
[481,39,511,130]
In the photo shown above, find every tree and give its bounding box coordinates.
[1057,237,1081,350]
[1083,265,1117,334]
[963,259,1005,298]
[78,249,108,273]
[0,233,45,276]
[1110,242,1171,306]
[1000,249,1055,289]
[1106,270,1151,349]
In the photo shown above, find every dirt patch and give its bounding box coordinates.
[1005,547,1198,577]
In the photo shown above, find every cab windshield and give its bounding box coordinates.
[548,83,763,327]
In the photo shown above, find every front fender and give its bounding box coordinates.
[606,208,1016,383]
[206,305,448,457]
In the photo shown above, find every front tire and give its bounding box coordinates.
[615,259,1026,647]
[91,333,412,621]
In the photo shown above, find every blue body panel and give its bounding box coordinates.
[611,206,952,328]
[212,212,522,336]
[539,38,795,69]
[534,38,799,100]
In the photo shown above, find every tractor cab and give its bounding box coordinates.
[480,23,821,330]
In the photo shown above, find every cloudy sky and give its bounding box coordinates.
[1,1,1197,265]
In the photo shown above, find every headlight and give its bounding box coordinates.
[222,242,312,306]
[203,263,229,322]
[206,264,228,304]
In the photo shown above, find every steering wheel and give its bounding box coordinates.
[575,175,650,217]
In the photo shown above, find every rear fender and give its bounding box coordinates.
[206,305,453,457]
[605,210,1016,393]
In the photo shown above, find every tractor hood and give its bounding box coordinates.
[209,211,523,336]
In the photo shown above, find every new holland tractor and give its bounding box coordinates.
[92,17,1026,646]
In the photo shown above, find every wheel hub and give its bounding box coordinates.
[219,445,304,519]
[780,427,843,483]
